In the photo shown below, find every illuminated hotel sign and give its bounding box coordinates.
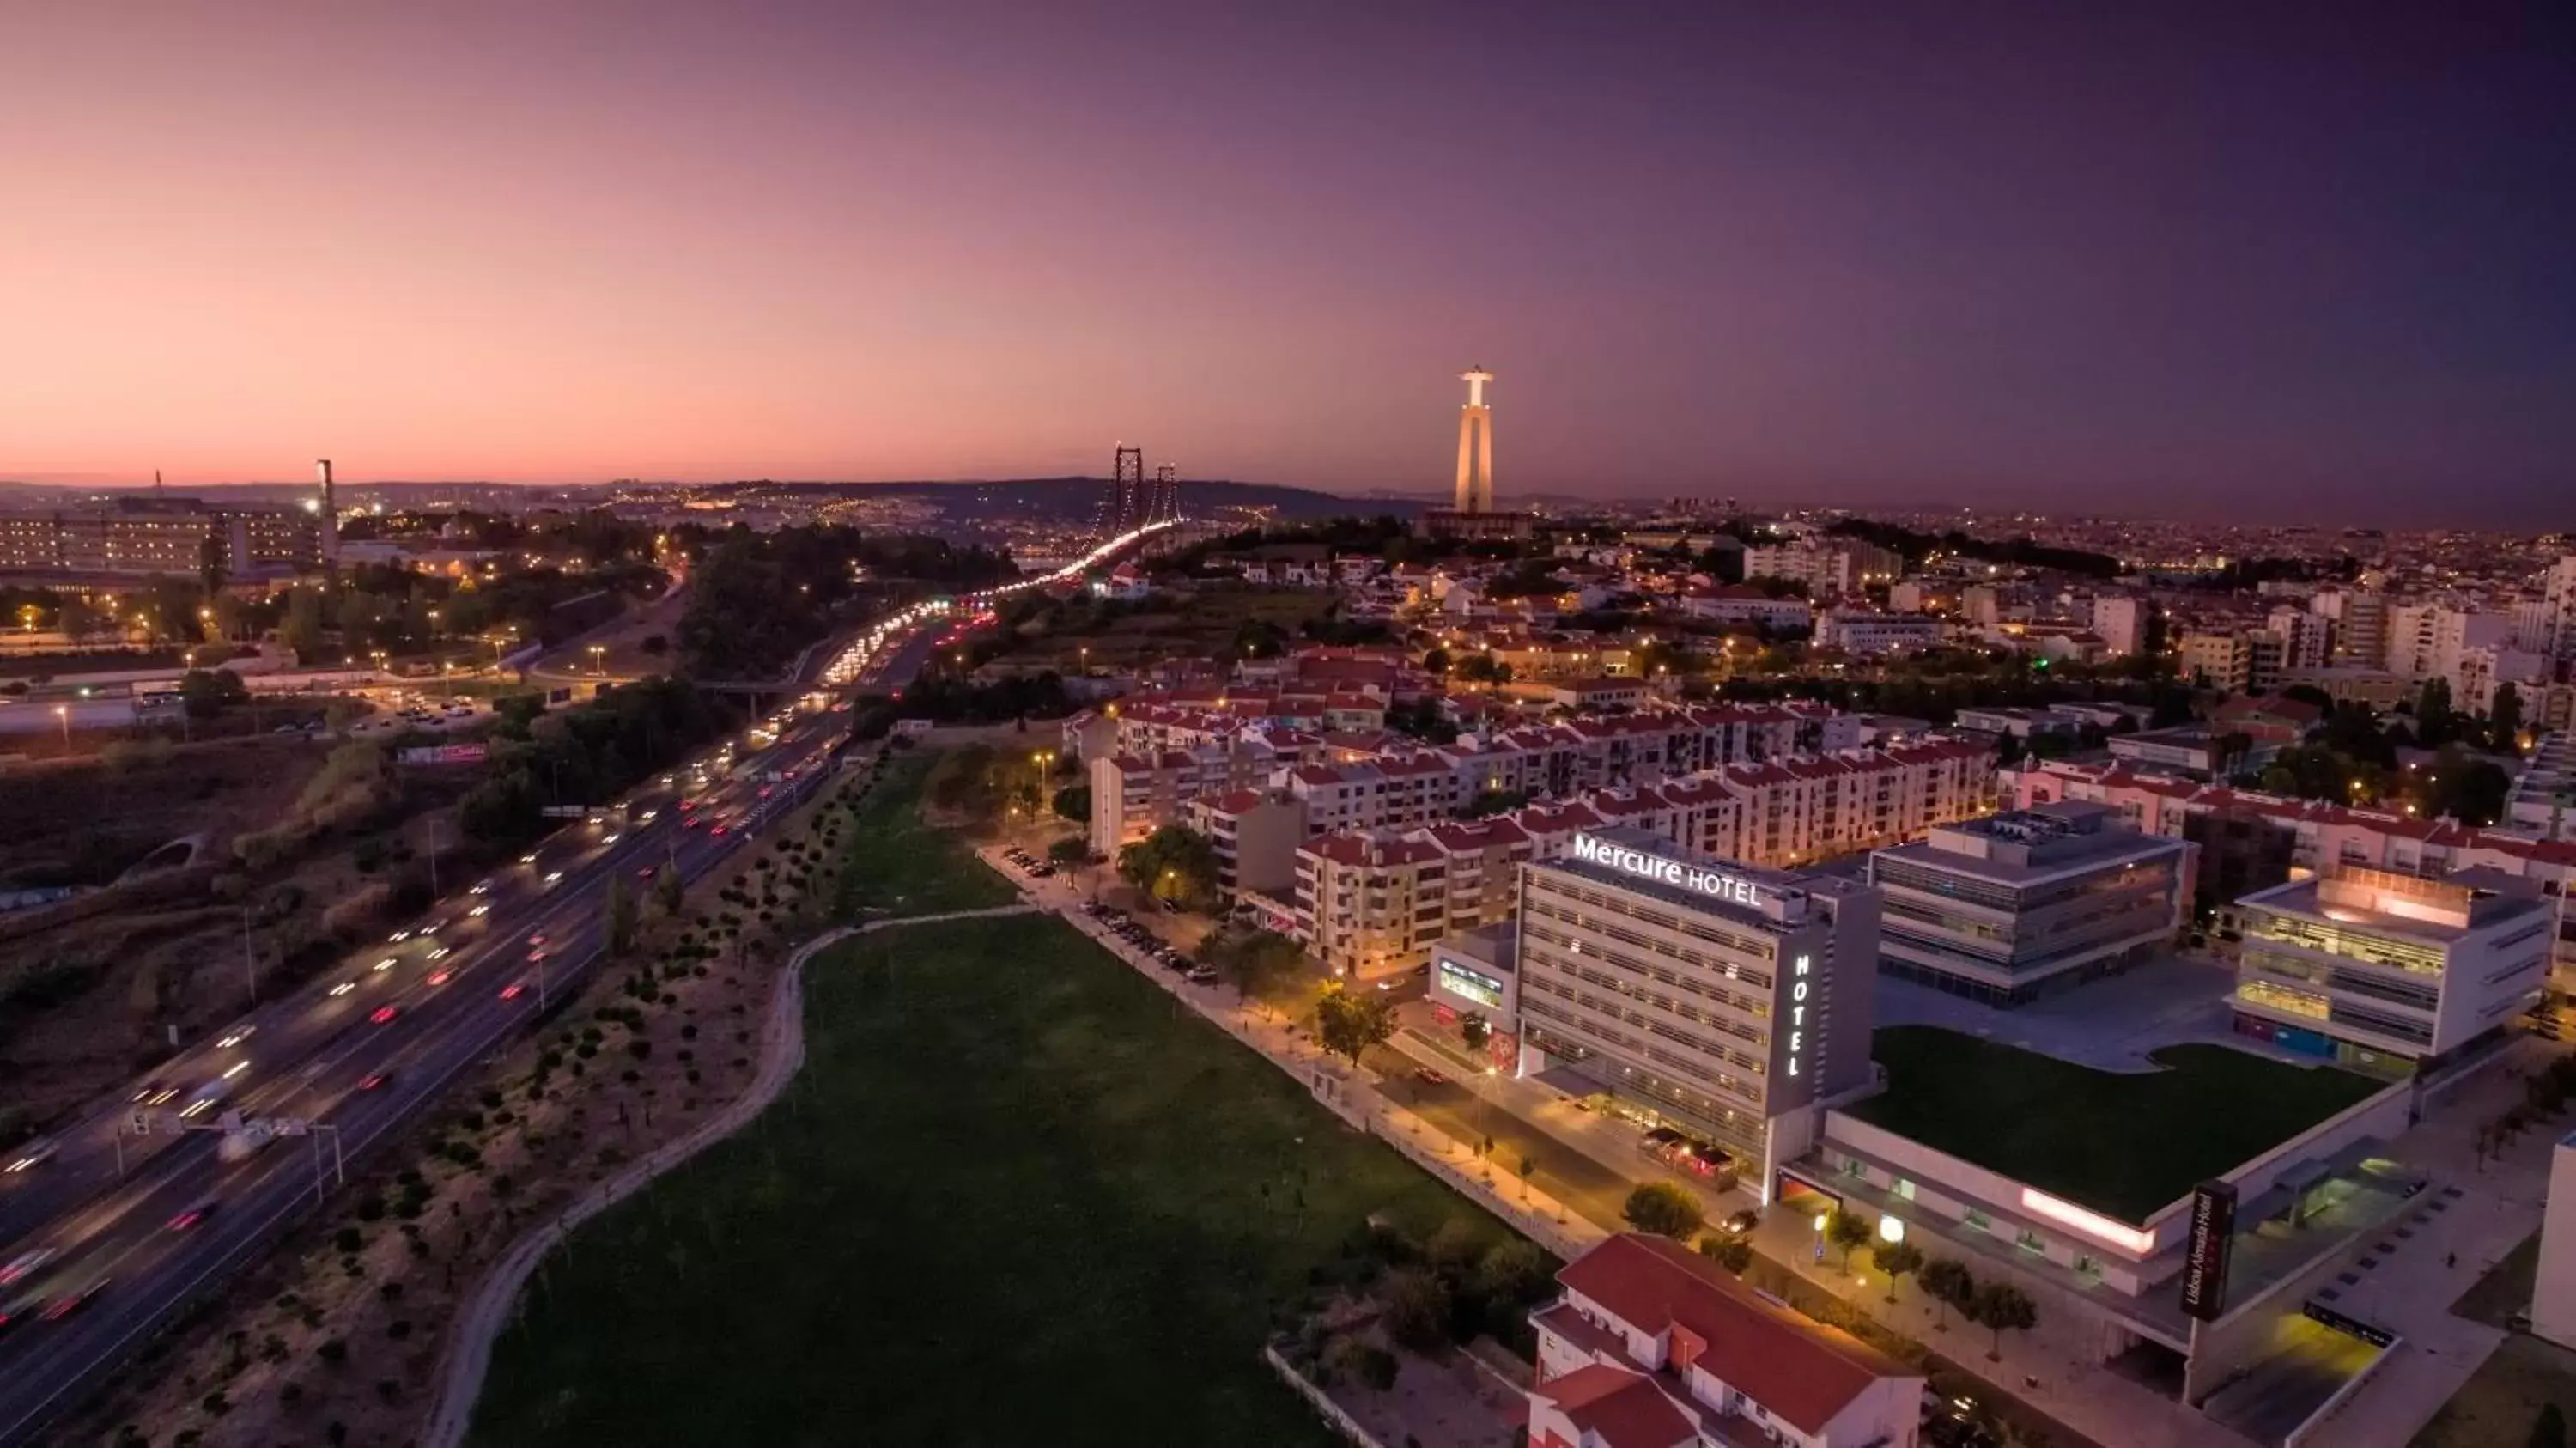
[2179,1180,2239,1321]
[1786,953,1811,1077]
[1570,833,1767,910]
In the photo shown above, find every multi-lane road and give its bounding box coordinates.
[0,674,864,1444]
[0,519,1177,1443]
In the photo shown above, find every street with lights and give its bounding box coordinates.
[0,520,1176,1445]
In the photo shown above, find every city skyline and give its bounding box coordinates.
[3,3,2572,526]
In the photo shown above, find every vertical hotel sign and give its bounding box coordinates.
[1787,954,1812,1079]
[2178,1180,2239,1322]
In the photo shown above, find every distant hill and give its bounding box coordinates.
[701,477,1420,524]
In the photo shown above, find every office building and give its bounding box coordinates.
[1531,1234,1923,1448]
[1868,802,2196,1005]
[1515,828,1881,1189]
[2232,866,2554,1074]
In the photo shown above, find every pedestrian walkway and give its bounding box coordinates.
[419,903,1037,1448]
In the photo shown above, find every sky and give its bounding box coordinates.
[2,2,2572,526]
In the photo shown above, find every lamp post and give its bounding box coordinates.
[589,643,606,677]
[54,703,70,750]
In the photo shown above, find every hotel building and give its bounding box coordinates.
[1515,829,1882,1195]
[1869,801,2196,1006]
[2233,866,2554,1074]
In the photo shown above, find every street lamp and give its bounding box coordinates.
[589,644,607,676]
[54,704,70,749]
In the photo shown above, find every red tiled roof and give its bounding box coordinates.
[1533,1363,1695,1448]
[1557,1235,1913,1437]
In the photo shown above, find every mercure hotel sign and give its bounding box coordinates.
[1570,833,1767,910]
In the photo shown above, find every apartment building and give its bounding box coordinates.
[1181,789,1305,897]
[1292,817,1534,983]
[2092,594,2148,657]
[1870,802,2196,1005]
[1087,745,1277,858]
[1516,830,1882,1179]
[2385,600,2513,683]
[1677,584,1815,631]
[1741,540,1900,600]
[2178,630,2255,693]
[0,496,324,576]
[2233,866,2554,1075]
[1531,1234,1922,1448]
[1814,608,1944,656]
[1695,741,1996,867]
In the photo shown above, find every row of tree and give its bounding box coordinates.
[456,678,735,847]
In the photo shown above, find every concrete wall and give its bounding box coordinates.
[2181,1213,2391,1407]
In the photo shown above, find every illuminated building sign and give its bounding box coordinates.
[2019,1188,2158,1256]
[1786,953,1812,1078]
[1570,833,1767,910]
[1437,959,1505,1012]
[2179,1181,2239,1321]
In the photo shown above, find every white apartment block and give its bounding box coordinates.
[2385,600,2512,683]
[1814,608,1945,656]
[2092,594,2147,657]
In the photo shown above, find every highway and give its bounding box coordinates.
[0,519,1176,1444]
[0,670,874,1445]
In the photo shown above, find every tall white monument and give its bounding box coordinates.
[1454,366,1494,514]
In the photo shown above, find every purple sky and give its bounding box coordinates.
[3,2,2571,524]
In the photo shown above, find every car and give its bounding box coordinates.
[419,920,441,935]
[637,865,658,879]
[601,831,623,845]
[41,1279,108,1321]
[1721,1208,1761,1236]
[369,1005,400,1025]
[0,1247,54,1285]
[526,946,549,964]
[468,879,493,896]
[133,1080,179,1106]
[372,957,398,972]
[216,1025,257,1049]
[527,930,548,946]
[1186,965,1219,986]
[1411,1068,1449,1086]
[500,981,529,1001]
[358,1071,392,1091]
[710,824,729,837]
[519,852,540,865]
[167,1198,218,1232]
[682,814,703,830]
[3,1140,58,1174]
[426,946,452,962]
[328,980,357,997]
[387,929,411,943]
[1030,866,1056,878]
[427,969,453,986]
[544,870,565,885]
[468,903,490,917]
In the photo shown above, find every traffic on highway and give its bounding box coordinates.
[0,520,1177,1444]
[0,678,872,1443]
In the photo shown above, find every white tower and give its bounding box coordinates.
[1454,367,1494,514]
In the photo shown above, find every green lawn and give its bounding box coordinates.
[1845,1026,2388,1222]
[466,912,1523,1446]
[829,749,1018,916]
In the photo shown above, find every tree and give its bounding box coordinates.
[1116,825,1222,911]
[2414,677,2456,746]
[1420,648,1451,676]
[280,587,329,660]
[199,532,229,601]
[2530,1402,2567,1448]
[1459,1013,1491,1056]
[1313,983,1395,1068]
[1322,1335,1399,1390]
[1920,1257,1975,1332]
[1208,928,1303,1003]
[1698,1236,1754,1275]
[1873,1239,1925,1306]
[2494,683,2526,754]
[1621,1182,1704,1239]
[1476,1238,1551,1305]
[1967,1281,2038,1361]
[602,874,637,957]
[653,863,684,916]
[1050,783,1091,823]
[1047,836,1090,866]
[1454,654,1513,685]
[1826,1209,1872,1269]
[1378,1267,1451,1351]
[179,666,251,720]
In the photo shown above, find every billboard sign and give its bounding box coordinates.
[1570,832,1777,913]
[2179,1180,2239,1321]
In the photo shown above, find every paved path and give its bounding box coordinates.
[419,903,1037,1448]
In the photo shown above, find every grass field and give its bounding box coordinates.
[465,911,1523,1446]
[828,749,1018,917]
[1846,1026,2388,1221]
